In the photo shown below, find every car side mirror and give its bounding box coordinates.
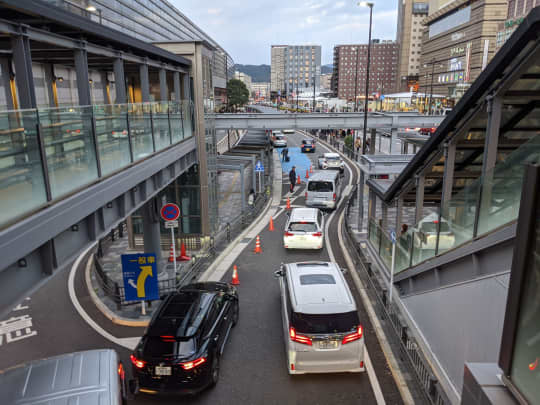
[274,269,284,278]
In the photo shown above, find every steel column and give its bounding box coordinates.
[11,31,36,109]
[370,128,376,154]
[440,141,456,213]
[159,68,168,101]
[141,198,163,267]
[74,45,91,106]
[414,174,425,224]
[140,62,150,103]
[173,71,181,101]
[113,57,127,104]
[0,58,15,110]
[382,202,388,229]
[396,197,403,234]
[182,73,191,101]
[358,171,365,230]
[368,188,376,220]
[43,64,57,107]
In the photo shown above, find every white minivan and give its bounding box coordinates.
[274,262,365,374]
[283,208,324,250]
[305,171,342,210]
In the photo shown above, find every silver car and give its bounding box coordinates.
[305,171,342,210]
[274,262,365,374]
[318,152,345,173]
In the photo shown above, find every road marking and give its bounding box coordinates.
[0,313,37,346]
[68,243,138,350]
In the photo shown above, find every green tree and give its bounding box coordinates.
[344,134,354,150]
[227,79,250,112]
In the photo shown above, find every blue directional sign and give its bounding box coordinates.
[255,160,265,172]
[121,254,159,302]
[390,229,397,244]
[380,95,385,101]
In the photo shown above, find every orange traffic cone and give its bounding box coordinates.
[269,216,275,231]
[306,169,310,179]
[177,242,191,261]
[168,243,175,262]
[297,174,301,184]
[232,265,240,285]
[286,197,291,210]
[254,235,262,253]
[310,165,313,174]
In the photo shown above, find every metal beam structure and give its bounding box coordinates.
[214,113,444,130]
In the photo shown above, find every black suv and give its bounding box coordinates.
[131,282,239,395]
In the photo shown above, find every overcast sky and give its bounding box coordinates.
[171,1,398,65]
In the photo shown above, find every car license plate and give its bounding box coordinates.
[319,340,339,349]
[305,148,310,151]
[155,366,172,376]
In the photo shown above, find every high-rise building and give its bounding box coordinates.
[395,1,429,92]
[419,0,508,105]
[332,41,398,104]
[496,0,537,49]
[234,71,252,93]
[271,45,321,99]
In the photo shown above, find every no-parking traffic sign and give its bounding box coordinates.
[161,203,180,221]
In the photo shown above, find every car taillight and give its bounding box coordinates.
[312,232,322,237]
[289,326,312,346]
[284,231,294,237]
[342,326,363,344]
[118,363,125,379]
[333,193,336,201]
[305,192,308,198]
[130,355,146,369]
[161,335,175,342]
[180,357,207,370]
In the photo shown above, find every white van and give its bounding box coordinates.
[284,208,324,250]
[305,171,341,210]
[274,262,365,374]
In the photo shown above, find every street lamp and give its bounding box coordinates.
[358,1,374,155]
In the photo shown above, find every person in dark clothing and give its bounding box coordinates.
[281,147,289,162]
[289,166,297,193]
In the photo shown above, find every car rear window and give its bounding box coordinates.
[299,274,335,285]
[142,336,196,357]
[308,181,333,192]
[326,156,340,161]
[302,140,313,144]
[291,311,359,334]
[289,222,318,232]
[420,221,450,233]
[275,135,284,140]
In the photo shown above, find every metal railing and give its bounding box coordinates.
[0,100,194,229]
[343,186,451,405]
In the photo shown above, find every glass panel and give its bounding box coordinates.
[128,103,154,161]
[182,100,193,139]
[93,104,131,176]
[368,218,379,248]
[411,214,438,266]
[477,134,540,235]
[0,109,47,226]
[395,229,413,273]
[169,101,183,143]
[152,102,171,151]
[380,231,393,270]
[39,106,98,199]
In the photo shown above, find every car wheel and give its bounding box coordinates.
[209,355,220,387]
[231,301,239,327]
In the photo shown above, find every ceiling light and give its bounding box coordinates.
[86,5,97,12]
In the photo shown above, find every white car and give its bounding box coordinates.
[413,213,455,250]
[283,208,324,250]
[274,261,365,374]
[318,152,345,173]
[283,129,295,134]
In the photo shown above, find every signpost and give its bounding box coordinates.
[389,229,396,304]
[255,160,264,193]
[121,253,159,315]
[160,203,180,278]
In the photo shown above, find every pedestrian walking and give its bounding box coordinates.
[289,166,297,193]
[281,147,289,162]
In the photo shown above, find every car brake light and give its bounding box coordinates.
[130,354,146,369]
[161,335,176,342]
[284,231,294,237]
[342,326,363,344]
[305,192,308,198]
[180,357,207,370]
[313,232,322,237]
[333,193,336,201]
[432,220,439,224]
[118,363,125,379]
[289,326,312,346]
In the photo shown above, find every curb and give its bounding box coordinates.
[85,249,151,327]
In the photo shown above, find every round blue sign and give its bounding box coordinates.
[160,203,180,221]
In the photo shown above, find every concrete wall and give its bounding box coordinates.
[402,271,510,397]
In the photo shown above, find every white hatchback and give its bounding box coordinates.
[283,208,324,250]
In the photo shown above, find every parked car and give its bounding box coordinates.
[301,138,316,153]
[413,213,455,251]
[306,171,342,210]
[317,152,345,173]
[284,208,324,250]
[274,261,365,374]
[131,282,239,396]
[0,349,128,405]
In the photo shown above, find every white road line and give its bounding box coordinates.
[68,243,138,350]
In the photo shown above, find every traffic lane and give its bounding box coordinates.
[130,203,375,404]
[0,253,120,372]
[326,165,404,404]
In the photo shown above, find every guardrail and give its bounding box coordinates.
[343,186,451,405]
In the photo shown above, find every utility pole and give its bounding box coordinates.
[361,2,374,155]
[312,76,316,112]
[428,60,436,115]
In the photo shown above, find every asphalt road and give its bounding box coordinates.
[0,130,404,405]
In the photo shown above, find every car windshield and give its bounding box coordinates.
[291,311,359,334]
[420,221,450,233]
[289,222,318,232]
[141,336,196,358]
[308,181,333,192]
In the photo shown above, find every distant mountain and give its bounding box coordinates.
[234,63,334,82]
[234,64,271,83]
[321,64,333,74]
